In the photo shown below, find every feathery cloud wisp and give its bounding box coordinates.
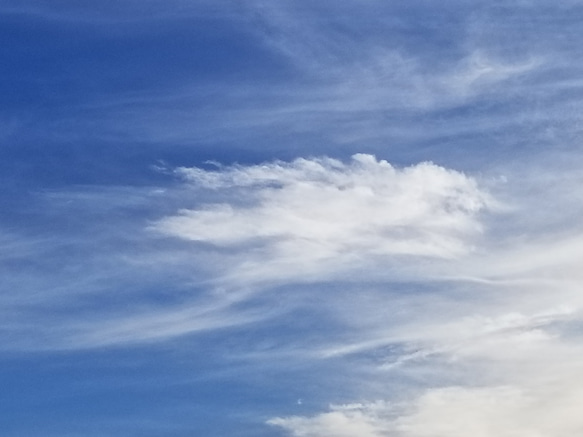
[154,154,493,285]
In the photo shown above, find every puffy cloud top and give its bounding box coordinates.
[155,155,492,283]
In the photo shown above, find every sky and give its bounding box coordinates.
[2,1,583,436]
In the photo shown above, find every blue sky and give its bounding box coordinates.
[3,1,583,436]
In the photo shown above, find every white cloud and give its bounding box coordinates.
[268,402,393,437]
[270,376,583,437]
[442,51,541,100]
[266,229,583,437]
[153,154,493,285]
[394,383,583,437]
[227,150,583,437]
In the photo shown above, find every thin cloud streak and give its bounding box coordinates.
[15,0,570,168]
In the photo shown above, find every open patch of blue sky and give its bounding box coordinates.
[3,1,583,436]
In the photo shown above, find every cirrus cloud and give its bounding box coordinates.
[153,154,494,285]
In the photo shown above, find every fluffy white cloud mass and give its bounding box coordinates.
[270,380,583,437]
[154,154,492,283]
[265,235,583,436]
[256,154,583,437]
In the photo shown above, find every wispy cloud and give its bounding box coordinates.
[0,153,495,349]
[154,154,493,286]
[262,152,583,436]
[12,0,559,166]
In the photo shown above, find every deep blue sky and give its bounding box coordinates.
[3,2,583,436]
